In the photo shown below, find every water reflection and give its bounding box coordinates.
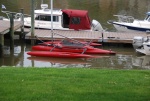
[132,55,150,69]
[3,46,21,55]
[27,56,91,68]
[0,43,150,69]
[0,45,25,67]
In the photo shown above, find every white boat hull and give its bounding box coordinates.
[112,21,150,33]
[113,24,145,33]
[136,42,150,55]
[108,13,150,33]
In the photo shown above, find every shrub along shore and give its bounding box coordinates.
[0,67,149,101]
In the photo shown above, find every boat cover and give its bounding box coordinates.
[62,9,91,30]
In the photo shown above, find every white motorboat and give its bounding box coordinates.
[1,4,103,31]
[133,36,150,55]
[108,12,150,33]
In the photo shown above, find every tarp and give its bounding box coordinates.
[62,9,91,30]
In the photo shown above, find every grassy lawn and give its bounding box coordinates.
[0,67,150,101]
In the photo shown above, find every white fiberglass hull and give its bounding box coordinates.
[136,42,150,55]
[24,17,69,30]
[112,20,150,33]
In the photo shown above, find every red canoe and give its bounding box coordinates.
[32,45,116,54]
[27,51,93,58]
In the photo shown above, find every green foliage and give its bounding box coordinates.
[0,68,150,101]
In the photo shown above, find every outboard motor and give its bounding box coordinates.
[91,19,103,31]
[132,36,145,50]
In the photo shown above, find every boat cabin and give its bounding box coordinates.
[23,4,93,30]
[33,4,91,30]
[34,4,61,22]
[62,9,91,30]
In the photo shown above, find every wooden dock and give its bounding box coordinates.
[25,29,148,44]
[0,20,23,57]
[0,20,23,34]
[25,29,102,42]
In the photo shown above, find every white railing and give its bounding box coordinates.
[114,15,134,23]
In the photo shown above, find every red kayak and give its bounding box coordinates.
[27,51,93,58]
[32,45,116,54]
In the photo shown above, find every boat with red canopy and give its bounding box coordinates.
[62,9,91,30]
[20,4,103,31]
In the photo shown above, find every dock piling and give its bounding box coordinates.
[9,13,15,49]
[31,0,35,45]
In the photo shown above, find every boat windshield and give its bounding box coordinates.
[144,15,150,22]
[35,14,59,22]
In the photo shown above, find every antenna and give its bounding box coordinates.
[41,4,48,10]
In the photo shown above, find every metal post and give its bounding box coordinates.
[50,0,53,43]
[9,13,15,49]
[31,0,35,45]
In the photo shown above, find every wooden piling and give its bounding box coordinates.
[0,15,23,57]
[31,0,35,45]
[9,13,15,49]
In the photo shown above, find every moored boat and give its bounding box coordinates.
[136,41,150,55]
[27,51,93,58]
[133,36,150,55]
[42,40,102,47]
[2,4,103,31]
[108,12,150,33]
[32,45,116,55]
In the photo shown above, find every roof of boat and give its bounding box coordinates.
[34,9,89,16]
[62,9,91,30]
[34,9,62,15]
[62,9,89,17]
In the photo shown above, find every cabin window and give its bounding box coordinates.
[71,17,80,24]
[35,15,59,22]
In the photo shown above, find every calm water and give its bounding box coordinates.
[0,0,150,69]
[0,40,149,69]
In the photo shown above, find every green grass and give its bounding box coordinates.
[0,67,150,101]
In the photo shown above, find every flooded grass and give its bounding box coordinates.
[0,67,150,101]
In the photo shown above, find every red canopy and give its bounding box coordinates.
[62,9,91,30]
